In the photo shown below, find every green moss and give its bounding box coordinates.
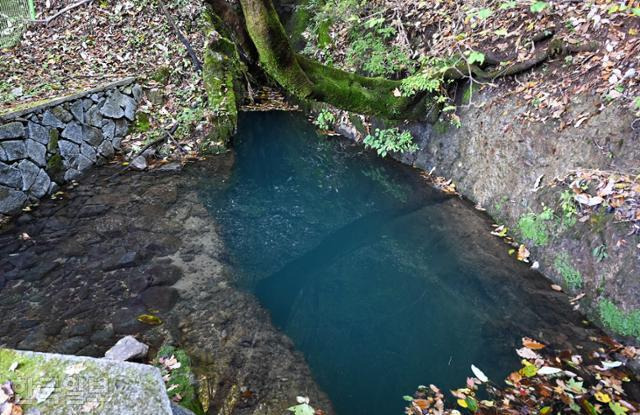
[151,66,172,85]
[133,112,151,132]
[554,253,582,290]
[598,299,640,340]
[155,346,205,415]
[517,207,553,246]
[47,128,59,152]
[433,119,449,135]
[46,153,63,175]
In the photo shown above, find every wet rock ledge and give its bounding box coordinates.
[0,348,173,414]
[0,78,141,214]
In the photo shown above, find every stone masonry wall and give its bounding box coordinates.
[0,78,141,214]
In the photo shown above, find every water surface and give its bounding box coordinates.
[198,112,598,415]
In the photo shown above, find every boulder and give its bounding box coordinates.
[86,104,103,127]
[171,403,197,415]
[76,154,94,172]
[132,84,143,101]
[0,186,27,213]
[102,119,116,141]
[41,109,65,128]
[0,162,22,188]
[83,126,103,146]
[80,143,97,163]
[104,336,149,361]
[114,118,129,137]
[26,139,46,167]
[131,155,148,171]
[18,159,40,191]
[51,105,73,122]
[27,121,51,145]
[0,141,27,162]
[0,349,173,414]
[100,90,126,118]
[58,140,80,160]
[29,169,51,198]
[98,139,115,158]
[122,94,137,121]
[0,122,25,140]
[64,168,82,182]
[61,122,83,144]
[69,100,84,123]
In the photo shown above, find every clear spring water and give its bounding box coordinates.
[197,111,596,415]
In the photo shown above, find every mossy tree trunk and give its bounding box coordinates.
[204,0,598,121]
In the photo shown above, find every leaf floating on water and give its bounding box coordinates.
[537,366,562,375]
[522,337,546,350]
[519,363,538,378]
[517,244,530,262]
[288,403,315,415]
[471,365,488,383]
[517,347,541,359]
[137,314,163,326]
[597,360,623,370]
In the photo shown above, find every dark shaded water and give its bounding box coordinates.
[198,112,599,415]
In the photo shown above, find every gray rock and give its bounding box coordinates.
[76,154,94,172]
[0,185,27,213]
[41,109,65,128]
[0,122,25,140]
[86,104,103,127]
[52,106,73,122]
[121,85,133,95]
[112,136,123,151]
[171,403,197,415]
[69,100,84,123]
[83,98,93,111]
[157,162,182,172]
[0,140,27,161]
[54,336,89,354]
[130,155,147,171]
[61,122,83,144]
[132,84,143,102]
[122,94,137,121]
[90,93,102,102]
[100,90,126,118]
[98,139,115,158]
[83,126,103,146]
[140,286,179,311]
[29,169,51,198]
[81,142,97,162]
[26,139,47,167]
[27,122,52,145]
[18,159,40,191]
[58,140,80,160]
[0,162,23,188]
[64,169,82,181]
[91,324,115,346]
[105,336,149,361]
[0,349,173,414]
[102,119,116,141]
[115,118,128,137]
[48,181,58,194]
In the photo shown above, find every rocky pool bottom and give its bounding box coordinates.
[0,111,630,415]
[0,158,332,415]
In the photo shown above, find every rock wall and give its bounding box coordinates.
[0,78,141,214]
[336,88,640,342]
[401,90,640,341]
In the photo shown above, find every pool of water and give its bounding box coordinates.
[198,112,599,415]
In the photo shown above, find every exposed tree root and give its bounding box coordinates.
[206,0,600,120]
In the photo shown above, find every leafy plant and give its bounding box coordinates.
[599,299,640,340]
[531,1,548,13]
[593,244,608,263]
[554,253,582,289]
[313,108,336,130]
[517,207,553,246]
[363,128,418,157]
[466,51,485,65]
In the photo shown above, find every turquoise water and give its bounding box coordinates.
[198,112,596,415]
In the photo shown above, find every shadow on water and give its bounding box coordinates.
[198,111,603,415]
